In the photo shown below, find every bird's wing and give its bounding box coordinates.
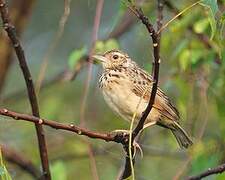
[130,68,180,122]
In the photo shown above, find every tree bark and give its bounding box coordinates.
[0,0,36,93]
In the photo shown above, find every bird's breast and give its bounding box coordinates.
[99,71,147,121]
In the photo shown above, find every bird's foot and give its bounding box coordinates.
[110,129,143,158]
[133,140,143,158]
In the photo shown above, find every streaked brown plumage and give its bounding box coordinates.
[93,49,193,148]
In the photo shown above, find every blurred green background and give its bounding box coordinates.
[0,0,225,179]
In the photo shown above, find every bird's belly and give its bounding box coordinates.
[102,83,146,122]
[101,83,161,123]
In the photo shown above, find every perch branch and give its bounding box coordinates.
[0,108,130,144]
[119,1,163,179]
[187,163,225,180]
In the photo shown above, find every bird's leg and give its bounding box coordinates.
[143,121,156,130]
[110,129,144,158]
[133,136,143,158]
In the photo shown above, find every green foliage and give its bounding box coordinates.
[194,18,210,33]
[68,47,87,70]
[190,141,221,176]
[199,0,219,39]
[51,161,67,180]
[219,12,225,39]
[0,150,12,180]
[95,39,119,54]
[1,1,225,180]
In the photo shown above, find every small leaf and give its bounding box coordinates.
[68,47,87,70]
[104,39,119,51]
[95,39,119,54]
[51,161,67,180]
[95,41,105,54]
[172,39,189,59]
[193,18,209,33]
[219,12,225,40]
[200,0,219,39]
[179,49,190,71]
[200,0,218,15]
[0,150,12,180]
[191,49,204,64]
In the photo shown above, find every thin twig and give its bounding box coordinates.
[1,4,140,103]
[80,0,104,124]
[0,1,51,179]
[187,163,225,180]
[79,1,104,179]
[173,70,209,180]
[164,0,221,64]
[0,0,36,93]
[157,1,201,34]
[1,144,39,178]
[35,0,71,95]
[157,0,164,47]
[119,2,162,179]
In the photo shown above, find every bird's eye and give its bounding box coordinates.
[112,54,119,60]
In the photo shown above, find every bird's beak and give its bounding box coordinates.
[92,54,107,64]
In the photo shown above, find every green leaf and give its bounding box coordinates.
[200,0,218,15]
[68,47,87,70]
[104,39,119,51]
[193,18,210,33]
[51,161,67,180]
[179,49,190,71]
[95,39,119,54]
[0,150,12,180]
[200,0,219,39]
[172,39,189,59]
[191,142,220,176]
[95,41,105,54]
[219,12,225,40]
[191,49,204,64]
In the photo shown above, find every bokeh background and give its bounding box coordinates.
[0,0,225,179]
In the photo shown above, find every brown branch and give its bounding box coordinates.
[0,108,130,143]
[0,0,36,93]
[187,163,225,180]
[131,7,161,142]
[1,144,39,179]
[119,1,163,179]
[0,1,51,179]
[157,0,164,47]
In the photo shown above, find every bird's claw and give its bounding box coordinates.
[110,129,144,158]
[133,140,143,158]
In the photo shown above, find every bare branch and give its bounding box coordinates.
[119,1,163,179]
[1,144,39,178]
[0,108,128,143]
[187,163,225,180]
[0,1,51,179]
[0,0,36,93]
[35,0,71,94]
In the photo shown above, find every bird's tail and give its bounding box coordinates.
[171,122,193,149]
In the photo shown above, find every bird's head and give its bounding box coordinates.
[92,49,137,69]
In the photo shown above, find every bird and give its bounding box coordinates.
[92,49,193,148]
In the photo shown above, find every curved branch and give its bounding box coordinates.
[0,1,51,179]
[187,163,225,180]
[119,1,163,179]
